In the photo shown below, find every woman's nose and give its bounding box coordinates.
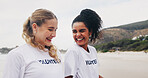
[76,32,81,36]
[51,31,56,37]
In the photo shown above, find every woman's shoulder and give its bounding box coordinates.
[88,45,96,50]
[88,45,98,54]
[57,49,62,56]
[8,44,33,55]
[67,43,80,52]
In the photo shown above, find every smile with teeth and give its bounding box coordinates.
[77,38,83,41]
[46,38,51,41]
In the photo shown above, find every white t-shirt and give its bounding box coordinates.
[3,44,64,78]
[64,43,99,78]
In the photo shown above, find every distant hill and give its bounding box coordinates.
[109,20,148,30]
[93,20,148,45]
[0,47,16,54]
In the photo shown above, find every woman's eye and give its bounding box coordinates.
[48,29,53,31]
[72,30,77,33]
[80,29,85,32]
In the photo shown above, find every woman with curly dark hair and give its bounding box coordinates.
[64,9,103,78]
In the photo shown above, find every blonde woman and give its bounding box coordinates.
[3,9,64,78]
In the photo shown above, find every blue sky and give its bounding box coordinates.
[0,0,148,49]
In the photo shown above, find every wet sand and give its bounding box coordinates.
[98,52,148,78]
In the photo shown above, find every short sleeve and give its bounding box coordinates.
[3,50,25,78]
[64,49,78,77]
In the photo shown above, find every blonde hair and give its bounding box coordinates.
[22,9,60,62]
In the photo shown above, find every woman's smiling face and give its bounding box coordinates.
[33,18,58,47]
[72,22,91,49]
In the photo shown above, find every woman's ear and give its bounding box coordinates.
[89,30,92,36]
[32,23,38,34]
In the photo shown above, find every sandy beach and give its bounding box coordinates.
[0,52,148,78]
[98,52,148,78]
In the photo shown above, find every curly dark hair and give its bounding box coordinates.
[72,9,102,43]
